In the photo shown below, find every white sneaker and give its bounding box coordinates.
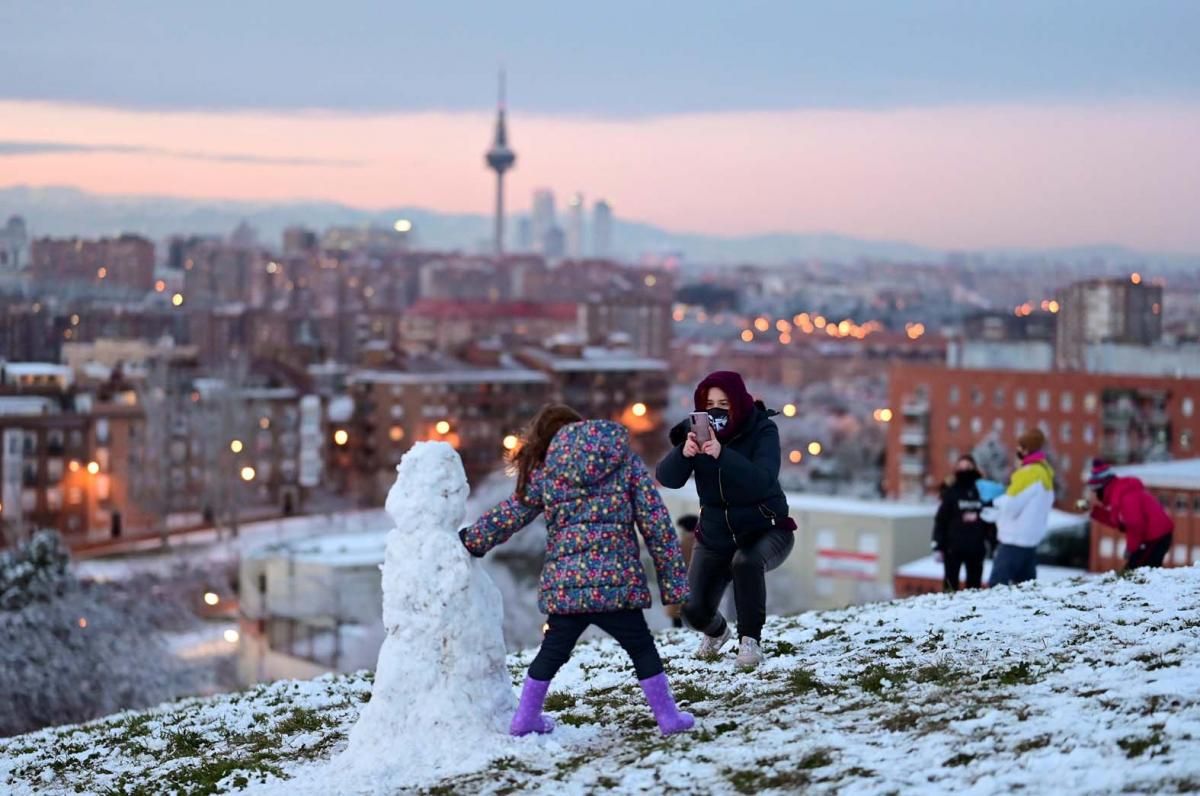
[736,637,764,670]
[695,625,733,660]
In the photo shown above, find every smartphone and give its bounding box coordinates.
[690,411,713,444]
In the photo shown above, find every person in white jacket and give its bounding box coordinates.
[987,428,1055,586]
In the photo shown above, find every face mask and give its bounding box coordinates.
[954,470,978,485]
[707,408,730,432]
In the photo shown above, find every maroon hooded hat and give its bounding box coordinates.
[694,371,757,441]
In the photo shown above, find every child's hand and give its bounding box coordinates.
[682,432,700,458]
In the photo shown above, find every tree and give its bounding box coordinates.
[0,531,194,737]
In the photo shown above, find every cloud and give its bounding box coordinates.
[0,140,362,167]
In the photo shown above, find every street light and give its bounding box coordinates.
[808,442,822,456]
[435,420,451,435]
[240,466,256,482]
[230,439,243,453]
[503,434,519,451]
[631,403,647,418]
[789,450,803,464]
[783,404,797,418]
[203,592,220,606]
[333,429,349,446]
[171,293,184,307]
[86,461,100,475]
[224,629,240,643]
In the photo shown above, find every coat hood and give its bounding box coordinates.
[544,419,630,487]
[694,371,757,441]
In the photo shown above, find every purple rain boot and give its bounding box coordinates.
[639,673,695,736]
[510,676,556,737]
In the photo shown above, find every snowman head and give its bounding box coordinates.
[386,441,470,532]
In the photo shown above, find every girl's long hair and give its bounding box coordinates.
[511,404,583,503]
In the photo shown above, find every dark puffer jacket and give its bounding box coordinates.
[656,404,793,553]
[461,420,689,614]
[933,473,996,558]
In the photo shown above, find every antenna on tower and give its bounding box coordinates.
[498,68,506,110]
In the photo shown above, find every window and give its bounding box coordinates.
[1084,424,1096,444]
[47,459,63,482]
[46,488,63,511]
[1060,422,1072,443]
[1015,418,1027,435]
[948,386,960,405]
[1060,454,1071,475]
[97,475,110,501]
[67,487,83,505]
[993,389,1005,409]
[948,415,961,432]
[1182,430,1193,451]
[1038,390,1051,411]
[1184,397,1195,418]
[970,417,983,434]
[1060,393,1074,412]
[1015,390,1027,410]
[948,448,960,466]
[1084,393,1098,412]
[971,388,984,407]
[95,419,110,444]
[993,418,1005,432]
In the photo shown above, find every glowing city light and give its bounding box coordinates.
[68,460,80,472]
[631,403,648,417]
[240,466,256,482]
[808,442,823,456]
[503,434,519,451]
[783,404,797,417]
[230,440,243,453]
[333,429,349,446]
[644,275,658,287]
[789,450,803,464]
[78,618,88,629]
[171,293,184,307]
[259,417,270,430]
[154,280,166,292]
[389,426,405,442]
[393,219,413,233]
[435,420,452,435]
[203,592,220,606]
[740,330,754,343]
[97,267,107,279]
[224,629,240,644]
[754,318,770,333]
[1131,272,1142,285]
[86,461,100,475]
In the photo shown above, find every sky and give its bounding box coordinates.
[1,1,1198,252]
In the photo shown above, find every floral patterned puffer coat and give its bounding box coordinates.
[460,420,690,615]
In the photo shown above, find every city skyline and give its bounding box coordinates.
[1,2,1198,253]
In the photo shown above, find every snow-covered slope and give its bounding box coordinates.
[3,567,1199,795]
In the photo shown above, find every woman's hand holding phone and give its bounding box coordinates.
[682,432,700,458]
[700,438,721,459]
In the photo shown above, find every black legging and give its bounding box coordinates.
[683,528,794,642]
[943,548,985,590]
[1127,534,1173,570]
[528,610,663,682]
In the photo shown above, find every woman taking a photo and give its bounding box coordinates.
[656,371,794,671]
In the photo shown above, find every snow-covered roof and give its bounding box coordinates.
[784,493,936,519]
[520,347,668,373]
[240,387,298,401]
[327,395,355,423]
[349,368,549,385]
[895,554,1087,583]
[2,362,73,381]
[0,396,58,416]
[282,530,389,567]
[1113,459,1200,491]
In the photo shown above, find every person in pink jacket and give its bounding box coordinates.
[1087,459,1175,569]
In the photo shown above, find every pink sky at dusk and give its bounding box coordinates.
[2,100,1198,252]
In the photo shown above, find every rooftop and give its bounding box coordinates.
[350,367,549,386]
[1113,458,1200,491]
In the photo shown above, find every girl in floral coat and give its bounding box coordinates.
[460,404,694,737]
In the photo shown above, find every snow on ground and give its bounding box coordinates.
[3,566,1199,795]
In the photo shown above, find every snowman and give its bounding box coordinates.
[335,441,517,781]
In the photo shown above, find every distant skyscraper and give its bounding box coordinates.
[531,189,556,253]
[566,192,585,259]
[544,225,566,259]
[592,199,613,258]
[485,71,517,257]
[516,216,533,252]
[0,215,28,270]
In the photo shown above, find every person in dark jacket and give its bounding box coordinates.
[461,404,694,737]
[932,455,995,590]
[656,371,795,671]
[1087,459,1175,569]
[665,514,699,628]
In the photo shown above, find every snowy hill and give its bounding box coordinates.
[3,566,1200,795]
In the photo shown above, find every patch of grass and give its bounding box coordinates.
[915,661,967,686]
[944,752,977,767]
[845,766,877,778]
[881,710,921,732]
[855,664,908,695]
[556,713,593,727]
[713,721,739,735]
[918,630,945,654]
[275,706,328,735]
[1014,735,1052,753]
[165,729,209,758]
[673,682,716,704]
[787,667,834,696]
[1118,731,1169,759]
[725,768,812,794]
[798,749,834,769]
[544,692,578,711]
[770,640,798,656]
[989,661,1037,686]
[813,627,841,641]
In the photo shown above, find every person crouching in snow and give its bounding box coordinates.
[459,404,694,737]
[1086,459,1175,569]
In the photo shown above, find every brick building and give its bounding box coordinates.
[30,235,155,292]
[886,364,1200,506]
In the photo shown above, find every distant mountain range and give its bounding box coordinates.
[2,185,1197,268]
